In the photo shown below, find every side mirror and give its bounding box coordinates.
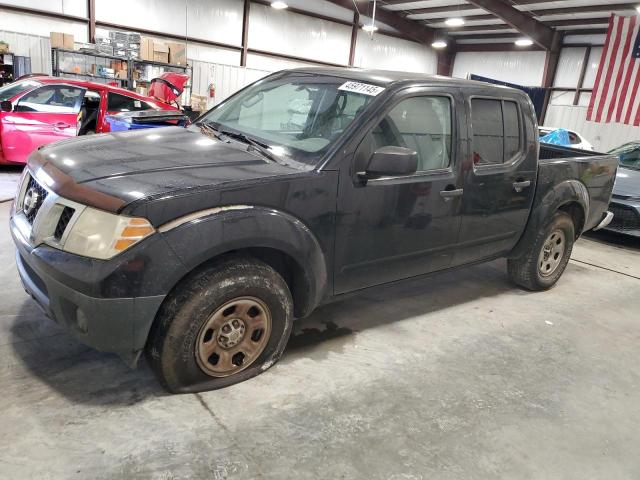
[361,146,418,179]
[0,100,12,112]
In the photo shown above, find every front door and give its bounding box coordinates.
[2,84,86,163]
[453,96,537,265]
[334,90,464,294]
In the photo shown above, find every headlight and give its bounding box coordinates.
[63,206,155,260]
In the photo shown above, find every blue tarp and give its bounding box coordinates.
[539,128,571,147]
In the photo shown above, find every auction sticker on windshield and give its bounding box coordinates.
[338,82,385,96]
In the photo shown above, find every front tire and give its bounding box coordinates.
[508,211,575,291]
[146,256,293,393]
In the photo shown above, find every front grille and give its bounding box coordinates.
[608,204,640,233]
[54,206,75,241]
[23,175,48,224]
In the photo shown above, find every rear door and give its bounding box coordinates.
[2,84,86,163]
[102,92,157,132]
[453,94,537,266]
[333,88,465,294]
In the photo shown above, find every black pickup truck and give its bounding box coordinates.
[10,68,617,393]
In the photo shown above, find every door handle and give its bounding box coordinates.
[54,122,70,129]
[440,188,463,200]
[512,180,531,193]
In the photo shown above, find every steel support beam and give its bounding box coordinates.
[465,0,559,50]
[241,0,250,67]
[349,11,360,67]
[436,48,455,76]
[324,0,437,44]
[87,0,96,43]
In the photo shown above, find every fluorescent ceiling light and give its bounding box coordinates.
[362,24,379,33]
[271,1,288,9]
[445,17,465,27]
[637,5,640,13]
[432,40,448,49]
[515,38,534,46]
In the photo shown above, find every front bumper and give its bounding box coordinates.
[605,198,640,237]
[11,218,168,365]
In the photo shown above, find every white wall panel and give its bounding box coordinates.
[554,47,586,89]
[0,9,87,42]
[245,53,318,71]
[248,3,351,65]
[0,29,52,74]
[452,50,546,86]
[95,0,243,46]
[544,105,640,152]
[0,0,86,16]
[354,32,436,74]
[283,0,353,24]
[190,60,270,106]
[582,47,603,89]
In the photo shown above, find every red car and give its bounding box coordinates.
[0,76,181,165]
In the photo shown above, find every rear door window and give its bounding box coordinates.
[471,98,522,166]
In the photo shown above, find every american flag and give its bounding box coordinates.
[587,14,640,125]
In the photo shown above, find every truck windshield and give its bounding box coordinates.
[0,80,41,101]
[200,73,378,166]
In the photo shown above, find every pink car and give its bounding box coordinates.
[0,75,184,165]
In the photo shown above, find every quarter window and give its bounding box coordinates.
[356,95,452,173]
[471,98,522,165]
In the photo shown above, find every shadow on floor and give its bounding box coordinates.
[583,230,640,251]
[10,259,516,405]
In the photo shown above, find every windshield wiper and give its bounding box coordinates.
[197,121,225,141]
[218,129,279,163]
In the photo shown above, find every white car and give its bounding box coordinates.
[539,127,594,151]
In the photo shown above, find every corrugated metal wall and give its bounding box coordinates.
[0,30,52,74]
[544,105,640,152]
[190,60,271,107]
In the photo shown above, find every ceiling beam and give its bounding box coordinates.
[465,0,560,50]
[449,24,513,33]
[324,0,439,44]
[422,14,497,23]
[531,4,637,17]
[545,18,610,28]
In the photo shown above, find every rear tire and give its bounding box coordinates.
[508,211,575,291]
[146,256,293,393]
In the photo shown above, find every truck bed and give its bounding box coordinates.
[537,144,618,232]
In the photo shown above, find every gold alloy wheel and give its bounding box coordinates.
[195,296,272,377]
[538,229,566,277]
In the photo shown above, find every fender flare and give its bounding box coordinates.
[509,179,588,259]
[158,205,328,317]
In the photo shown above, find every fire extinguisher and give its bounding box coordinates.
[208,83,216,99]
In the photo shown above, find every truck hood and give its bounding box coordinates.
[34,126,301,208]
[614,167,640,199]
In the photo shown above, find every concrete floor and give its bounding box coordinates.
[1,168,640,479]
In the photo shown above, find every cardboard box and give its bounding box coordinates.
[115,69,127,79]
[168,42,186,65]
[140,37,154,61]
[153,42,169,63]
[191,94,208,113]
[50,32,73,49]
[0,41,10,54]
